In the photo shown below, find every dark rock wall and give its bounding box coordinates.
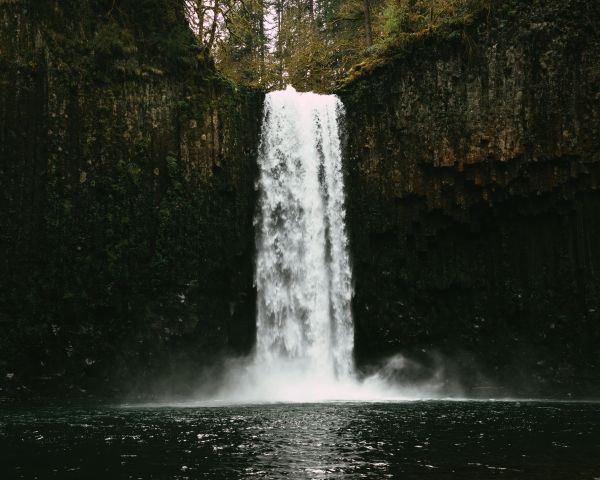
[0,0,263,401]
[2,0,599,402]
[340,0,600,397]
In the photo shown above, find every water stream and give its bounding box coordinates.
[254,85,354,390]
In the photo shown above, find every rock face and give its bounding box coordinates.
[2,0,599,402]
[339,0,600,396]
[0,0,263,401]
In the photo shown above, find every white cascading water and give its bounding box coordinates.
[210,87,449,402]
[255,85,354,385]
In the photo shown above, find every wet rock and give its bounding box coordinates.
[340,0,600,397]
[0,0,262,402]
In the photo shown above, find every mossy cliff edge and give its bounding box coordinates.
[0,0,263,402]
[339,0,600,396]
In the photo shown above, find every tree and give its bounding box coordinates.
[363,0,372,47]
[184,0,480,91]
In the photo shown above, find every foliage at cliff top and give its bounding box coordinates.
[339,0,594,86]
[15,0,506,92]
[183,0,493,92]
[12,0,587,92]
[341,0,487,86]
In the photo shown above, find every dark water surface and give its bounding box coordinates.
[1,401,599,479]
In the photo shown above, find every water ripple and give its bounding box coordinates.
[1,401,599,479]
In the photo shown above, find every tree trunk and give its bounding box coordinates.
[274,0,284,87]
[207,0,219,51]
[197,0,206,39]
[259,0,266,78]
[363,0,372,47]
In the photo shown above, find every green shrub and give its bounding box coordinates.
[381,0,480,43]
[382,1,412,38]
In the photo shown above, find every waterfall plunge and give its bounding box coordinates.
[211,87,447,402]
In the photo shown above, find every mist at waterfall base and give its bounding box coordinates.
[199,87,463,403]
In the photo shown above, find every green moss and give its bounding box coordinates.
[340,0,489,86]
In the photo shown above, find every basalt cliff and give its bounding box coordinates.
[0,0,262,401]
[340,0,600,397]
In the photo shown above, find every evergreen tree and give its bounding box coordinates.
[184,0,482,90]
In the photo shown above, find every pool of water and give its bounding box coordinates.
[1,401,599,479]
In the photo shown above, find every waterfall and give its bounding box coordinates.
[210,87,442,402]
[254,85,354,386]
